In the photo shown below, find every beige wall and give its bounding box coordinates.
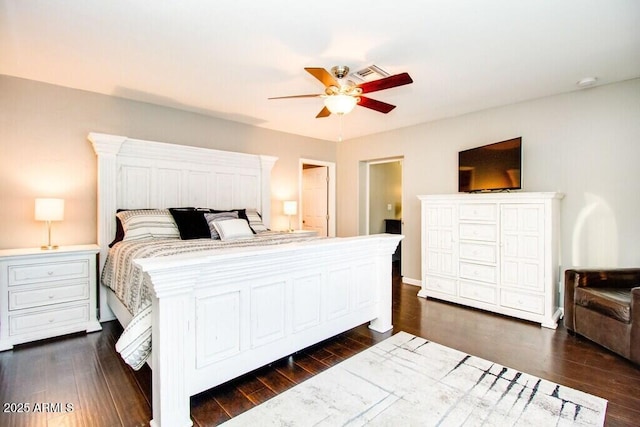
[338,78,640,282]
[3,74,639,282]
[0,75,336,249]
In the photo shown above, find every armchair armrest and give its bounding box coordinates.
[564,269,640,331]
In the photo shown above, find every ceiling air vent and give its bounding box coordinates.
[349,65,390,83]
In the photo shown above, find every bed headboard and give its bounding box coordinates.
[89,132,277,319]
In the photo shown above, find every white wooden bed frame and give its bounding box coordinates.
[89,132,402,427]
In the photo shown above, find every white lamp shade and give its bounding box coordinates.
[283,201,297,215]
[324,94,357,115]
[35,198,65,221]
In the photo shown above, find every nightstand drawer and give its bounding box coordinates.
[9,303,89,336]
[9,282,89,311]
[8,259,89,286]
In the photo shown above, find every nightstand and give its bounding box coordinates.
[0,245,101,351]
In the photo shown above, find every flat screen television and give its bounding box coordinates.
[458,137,522,192]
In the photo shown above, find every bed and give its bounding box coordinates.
[89,132,403,427]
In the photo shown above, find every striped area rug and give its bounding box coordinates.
[222,331,607,426]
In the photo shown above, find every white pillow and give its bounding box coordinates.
[213,218,255,241]
[204,211,238,239]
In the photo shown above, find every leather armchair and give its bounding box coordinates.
[564,269,640,364]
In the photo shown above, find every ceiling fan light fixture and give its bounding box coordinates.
[324,94,357,115]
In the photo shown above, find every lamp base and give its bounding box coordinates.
[41,245,59,250]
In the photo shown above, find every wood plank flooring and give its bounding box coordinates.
[1,270,639,426]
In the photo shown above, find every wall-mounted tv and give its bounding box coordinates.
[458,137,522,192]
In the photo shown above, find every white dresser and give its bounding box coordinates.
[0,245,101,350]
[418,192,563,328]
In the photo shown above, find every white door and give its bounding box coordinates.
[302,166,328,236]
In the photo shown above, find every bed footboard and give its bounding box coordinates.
[136,234,402,427]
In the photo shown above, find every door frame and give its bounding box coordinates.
[298,158,336,237]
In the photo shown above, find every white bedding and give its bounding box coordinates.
[102,232,320,369]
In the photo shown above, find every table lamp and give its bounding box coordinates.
[35,198,64,250]
[283,201,297,232]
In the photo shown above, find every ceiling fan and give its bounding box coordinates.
[268,66,413,118]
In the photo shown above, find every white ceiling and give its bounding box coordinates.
[1,1,639,142]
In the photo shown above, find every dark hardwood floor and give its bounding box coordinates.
[1,269,639,426]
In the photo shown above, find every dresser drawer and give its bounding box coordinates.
[424,275,457,296]
[8,259,89,286]
[9,281,89,311]
[459,242,496,263]
[501,289,544,314]
[459,204,496,221]
[459,223,497,242]
[459,262,497,283]
[460,281,497,305]
[9,303,89,336]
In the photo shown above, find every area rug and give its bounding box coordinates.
[221,331,607,426]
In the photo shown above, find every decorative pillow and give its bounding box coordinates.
[110,208,158,247]
[212,208,249,222]
[213,218,255,241]
[116,209,180,242]
[246,209,268,233]
[168,208,212,240]
[204,211,238,239]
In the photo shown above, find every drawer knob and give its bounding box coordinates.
[49,319,54,323]
[48,295,54,299]
[48,271,54,275]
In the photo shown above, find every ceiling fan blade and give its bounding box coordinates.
[358,96,396,114]
[357,72,413,94]
[268,94,323,100]
[305,67,338,88]
[316,106,331,118]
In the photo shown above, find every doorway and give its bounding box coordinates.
[366,159,403,234]
[363,158,403,270]
[299,159,336,237]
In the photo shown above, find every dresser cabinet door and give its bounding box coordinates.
[424,205,457,277]
[500,204,545,292]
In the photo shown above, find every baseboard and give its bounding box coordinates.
[402,277,421,287]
